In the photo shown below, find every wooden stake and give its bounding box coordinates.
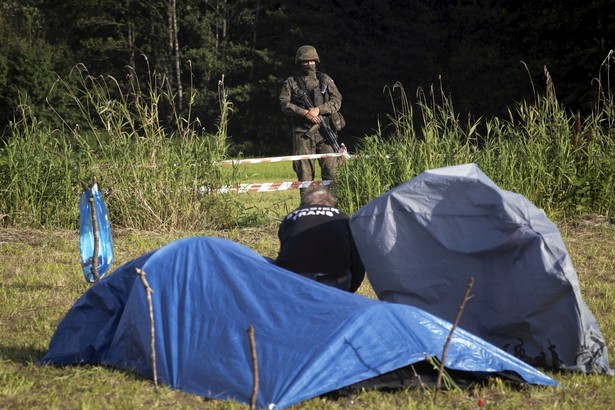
[87,178,101,283]
[136,268,157,388]
[89,194,101,283]
[248,325,259,410]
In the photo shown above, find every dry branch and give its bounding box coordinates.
[136,267,157,388]
[434,276,475,403]
[248,325,259,410]
[87,178,101,283]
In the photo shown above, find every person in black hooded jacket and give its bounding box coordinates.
[275,187,365,292]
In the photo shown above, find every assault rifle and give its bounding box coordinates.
[297,90,344,153]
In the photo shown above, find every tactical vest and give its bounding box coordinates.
[292,72,346,132]
[292,71,329,108]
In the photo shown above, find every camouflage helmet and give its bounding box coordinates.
[295,45,320,64]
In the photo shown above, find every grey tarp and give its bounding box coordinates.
[350,163,610,373]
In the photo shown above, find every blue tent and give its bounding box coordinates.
[40,236,557,408]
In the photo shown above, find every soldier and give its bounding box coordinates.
[279,45,344,190]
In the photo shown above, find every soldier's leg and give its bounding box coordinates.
[316,140,338,180]
[292,130,316,181]
[293,131,316,197]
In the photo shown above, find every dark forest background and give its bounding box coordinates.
[1,0,613,155]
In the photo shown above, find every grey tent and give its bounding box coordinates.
[350,163,610,373]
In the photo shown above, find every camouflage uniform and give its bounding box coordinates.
[279,46,343,182]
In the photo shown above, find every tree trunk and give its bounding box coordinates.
[171,0,183,113]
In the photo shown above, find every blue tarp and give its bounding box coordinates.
[40,236,557,409]
[78,183,114,283]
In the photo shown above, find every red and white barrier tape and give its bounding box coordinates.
[212,180,333,194]
[92,150,353,170]
[221,151,351,165]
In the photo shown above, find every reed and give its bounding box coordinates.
[1,54,613,230]
[0,64,242,230]
[336,53,615,221]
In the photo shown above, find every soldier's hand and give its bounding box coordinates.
[305,107,320,124]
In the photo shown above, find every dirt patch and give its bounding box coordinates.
[556,214,615,238]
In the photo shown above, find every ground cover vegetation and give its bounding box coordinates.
[0,217,614,408]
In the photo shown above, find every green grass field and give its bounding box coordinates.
[2,52,614,407]
[1,161,615,409]
[219,160,337,227]
[227,161,300,183]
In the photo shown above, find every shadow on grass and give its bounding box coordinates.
[0,344,47,364]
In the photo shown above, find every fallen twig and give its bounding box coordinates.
[248,325,259,410]
[411,361,429,393]
[136,267,157,388]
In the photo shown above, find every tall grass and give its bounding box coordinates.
[0,104,76,227]
[2,54,614,230]
[0,64,251,230]
[336,80,480,215]
[337,52,615,220]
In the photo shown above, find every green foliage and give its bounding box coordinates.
[0,2,58,134]
[336,60,615,220]
[3,1,613,155]
[0,65,245,230]
[427,357,460,392]
[0,106,75,227]
[2,52,614,231]
[336,81,480,215]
